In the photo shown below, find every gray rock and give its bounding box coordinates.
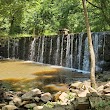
[24,103,36,109]
[78,90,89,97]
[13,96,22,106]
[41,92,52,102]
[2,105,17,110]
[76,97,89,110]
[33,106,43,110]
[21,88,41,100]
[103,88,110,94]
[34,96,40,102]
[0,104,6,109]
[59,92,68,103]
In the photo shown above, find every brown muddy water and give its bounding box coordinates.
[0,59,89,93]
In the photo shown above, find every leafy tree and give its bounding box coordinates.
[0,0,110,36]
[82,0,96,89]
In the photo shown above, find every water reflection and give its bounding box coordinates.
[0,59,89,93]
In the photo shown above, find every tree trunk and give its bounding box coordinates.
[82,0,96,89]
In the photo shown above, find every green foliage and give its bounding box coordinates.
[66,91,75,100]
[0,0,110,37]
[96,101,110,110]
[44,101,54,108]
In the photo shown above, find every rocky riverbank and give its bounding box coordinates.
[0,79,110,110]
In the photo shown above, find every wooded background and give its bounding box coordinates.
[0,0,110,37]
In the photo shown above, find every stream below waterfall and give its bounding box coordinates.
[0,59,89,93]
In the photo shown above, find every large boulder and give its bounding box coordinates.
[41,92,52,102]
[2,105,17,110]
[13,96,22,107]
[21,88,42,100]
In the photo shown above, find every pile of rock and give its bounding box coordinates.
[0,81,110,110]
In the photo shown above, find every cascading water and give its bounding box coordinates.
[103,33,106,61]
[78,33,83,69]
[70,35,74,68]
[1,32,110,72]
[55,36,60,65]
[29,38,37,61]
[66,34,71,67]
[60,35,64,66]
[37,37,41,62]
[82,37,90,71]
[49,37,53,64]
[39,36,45,63]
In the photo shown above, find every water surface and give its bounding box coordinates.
[0,59,89,92]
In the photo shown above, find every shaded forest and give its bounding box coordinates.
[0,0,110,37]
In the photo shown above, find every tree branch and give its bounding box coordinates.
[86,0,101,9]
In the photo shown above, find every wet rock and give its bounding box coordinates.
[59,92,68,104]
[0,104,6,109]
[59,92,76,105]
[104,81,110,89]
[2,105,17,110]
[69,88,80,94]
[78,90,89,97]
[88,87,97,93]
[53,91,62,102]
[97,85,104,93]
[75,97,89,110]
[21,88,42,100]
[69,81,82,89]
[104,93,110,96]
[24,103,36,109]
[33,106,43,110]
[9,101,14,105]
[34,96,40,102]
[13,96,22,106]
[103,88,110,94]
[20,101,30,107]
[41,92,52,102]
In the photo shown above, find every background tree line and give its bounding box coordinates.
[0,0,110,37]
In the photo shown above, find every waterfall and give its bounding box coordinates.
[74,36,78,68]
[103,33,106,60]
[39,36,45,63]
[70,35,74,68]
[37,37,41,62]
[93,33,99,59]
[66,34,71,67]
[55,36,60,65]
[78,33,83,69]
[60,35,64,66]
[2,32,110,72]
[29,38,37,61]
[49,37,53,64]
[82,37,89,71]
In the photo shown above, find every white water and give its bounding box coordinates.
[70,35,74,68]
[5,32,109,73]
[37,37,41,62]
[60,35,64,66]
[29,38,37,61]
[49,37,53,63]
[66,34,71,67]
[78,33,83,69]
[83,37,89,71]
[40,36,45,63]
[55,36,60,65]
